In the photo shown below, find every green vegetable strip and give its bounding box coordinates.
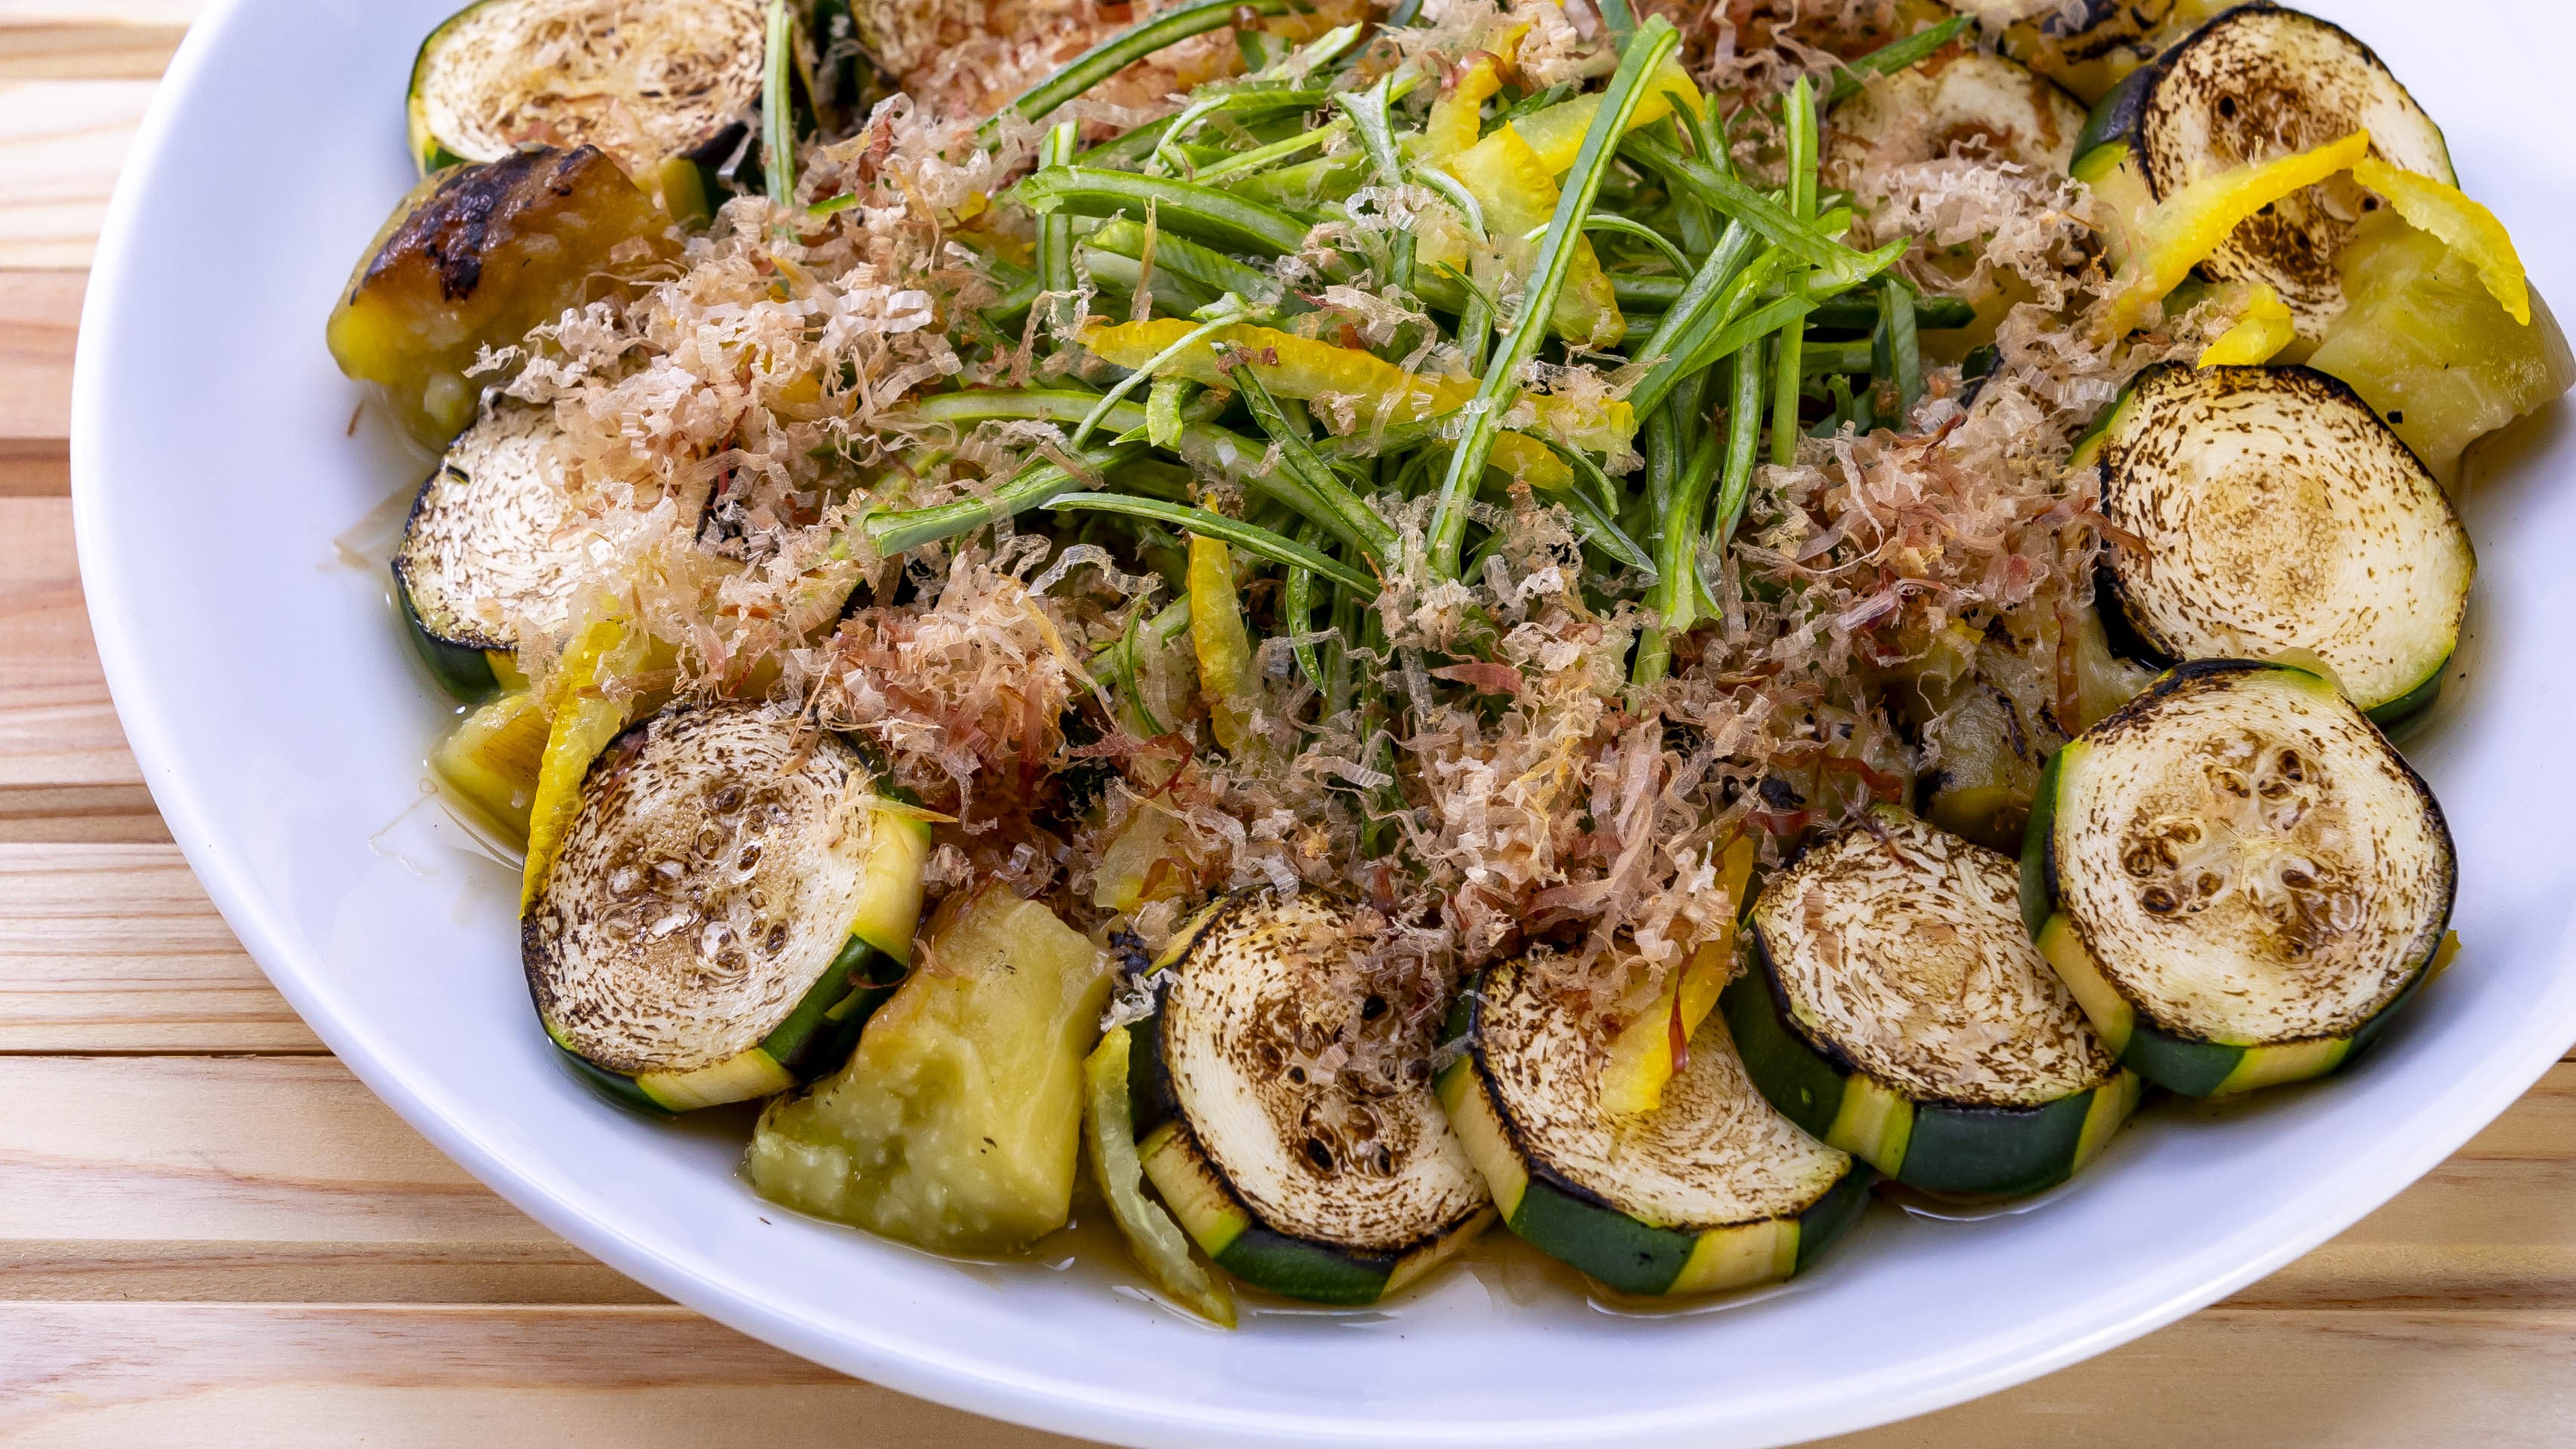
[866,445,1137,555]
[1710,340,1765,550]
[1426,17,1680,575]
[1825,13,1974,104]
[1883,276,1922,420]
[1017,167,1310,256]
[1193,118,1346,182]
[1046,494,1380,595]
[1657,425,1722,624]
[1077,87,1329,169]
[1535,432,1624,515]
[762,0,796,211]
[1285,521,1329,695]
[993,0,1292,127]
[1620,133,1880,283]
[1770,78,1818,468]
[1546,462,1658,576]
[1036,124,1079,334]
[1088,220,1282,305]
[1625,220,1759,417]
[1150,94,1230,177]
[1334,77,1413,291]
[899,388,1387,558]
[1227,360,1398,561]
[1578,214,1693,275]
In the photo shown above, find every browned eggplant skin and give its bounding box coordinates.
[327,146,672,447]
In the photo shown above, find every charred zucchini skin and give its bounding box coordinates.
[1721,947,2139,1198]
[2076,363,2469,721]
[2020,660,2453,1095]
[545,932,903,1115]
[394,558,506,703]
[1436,981,1872,1297]
[529,713,931,1115]
[1125,1013,1445,1306]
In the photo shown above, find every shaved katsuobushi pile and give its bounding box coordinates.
[338,0,2552,1319]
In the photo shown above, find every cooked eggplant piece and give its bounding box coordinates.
[1439,955,1870,1297]
[2310,208,2576,488]
[1827,48,2088,178]
[525,701,931,1112]
[2073,362,2473,721]
[1730,808,2139,1197]
[393,402,588,700]
[1955,0,2223,105]
[328,146,673,447]
[2023,660,2454,1095]
[750,888,1113,1254]
[2071,5,2454,337]
[1129,891,1492,1306]
[408,0,768,217]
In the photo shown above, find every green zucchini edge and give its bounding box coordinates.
[1720,946,2140,1197]
[1435,980,1871,1297]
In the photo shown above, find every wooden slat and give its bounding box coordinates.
[0,497,143,791]
[0,1303,1087,1448]
[0,843,312,1052]
[0,271,79,446]
[0,80,148,268]
[0,20,183,78]
[4,1300,2576,1449]
[6,1053,2576,1309]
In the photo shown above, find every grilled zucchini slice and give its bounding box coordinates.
[408,0,765,213]
[525,701,930,1112]
[1130,891,1493,1306]
[328,146,672,446]
[2072,4,2454,337]
[1439,955,1870,1297]
[1955,0,2222,106]
[1827,48,2088,177]
[2073,362,2472,721]
[392,403,589,701]
[2023,660,2454,1096]
[1731,808,2139,1197]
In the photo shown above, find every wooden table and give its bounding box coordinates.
[8,8,2576,1445]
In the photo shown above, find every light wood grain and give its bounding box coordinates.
[6,1053,2576,1308]
[0,497,143,792]
[0,843,310,1052]
[0,19,182,77]
[7,1300,2576,1449]
[0,271,80,446]
[0,80,146,267]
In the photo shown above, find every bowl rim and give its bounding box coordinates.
[66,2,2576,1444]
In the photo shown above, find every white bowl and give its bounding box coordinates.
[71,2,2576,1443]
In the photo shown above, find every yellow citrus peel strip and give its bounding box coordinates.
[2101,128,2372,339]
[2196,284,2296,367]
[2352,156,2531,325]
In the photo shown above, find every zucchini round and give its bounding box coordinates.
[1731,807,2139,1198]
[392,403,589,702]
[408,0,765,205]
[1955,0,2219,106]
[2074,361,2473,721]
[1130,891,1493,1306]
[1827,48,2088,177]
[2023,660,2454,1096]
[525,701,931,1113]
[2071,4,2454,337]
[1438,955,1870,1298]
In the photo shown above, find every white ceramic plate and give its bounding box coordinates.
[71,2,2576,1444]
